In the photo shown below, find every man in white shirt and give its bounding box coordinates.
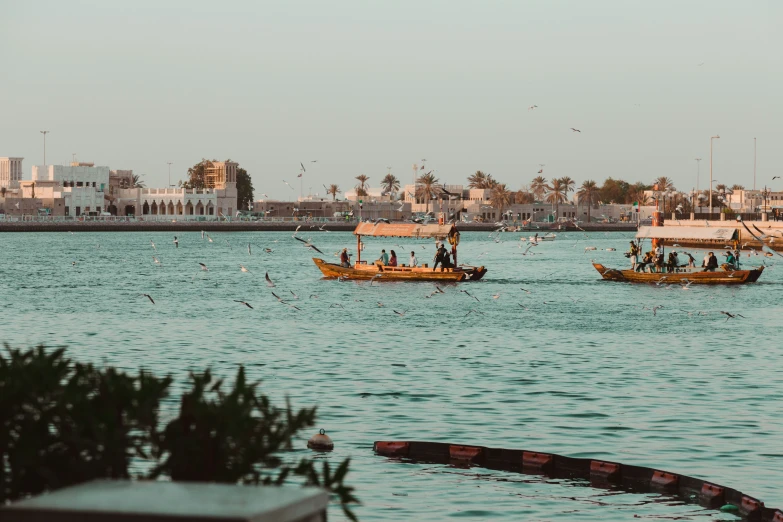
[409,251,418,267]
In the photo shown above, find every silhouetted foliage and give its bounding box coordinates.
[0,345,358,520]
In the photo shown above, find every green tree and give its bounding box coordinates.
[530,176,548,202]
[380,174,400,199]
[467,171,495,189]
[415,171,440,212]
[545,178,567,217]
[182,159,213,190]
[132,174,146,188]
[490,183,512,219]
[355,175,370,197]
[598,177,631,204]
[576,180,598,222]
[236,168,254,210]
[558,176,575,201]
[327,184,341,201]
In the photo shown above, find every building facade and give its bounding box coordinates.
[31,163,110,216]
[0,157,23,189]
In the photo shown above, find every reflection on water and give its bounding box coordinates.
[1,230,781,521]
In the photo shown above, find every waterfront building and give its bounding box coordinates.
[0,157,24,189]
[31,162,109,216]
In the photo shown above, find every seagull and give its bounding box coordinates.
[773,176,781,180]
[240,264,249,272]
[329,303,344,309]
[433,285,445,294]
[139,294,155,304]
[247,243,252,255]
[374,218,390,224]
[697,61,705,66]
[265,272,276,287]
[151,240,157,251]
[234,300,254,309]
[584,246,597,253]
[642,305,663,316]
[201,230,205,239]
[199,262,209,271]
[264,248,274,254]
[528,105,538,110]
[290,290,299,300]
[570,128,581,133]
[271,292,284,302]
[173,237,179,248]
[520,288,532,294]
[537,169,543,174]
[262,193,269,198]
[377,301,384,307]
[283,180,295,190]
[152,256,161,265]
[369,274,383,286]
[306,244,325,254]
[465,309,485,317]
[720,311,745,321]
[207,234,214,242]
[300,162,306,172]
[460,289,480,302]
[393,310,407,316]
[311,159,318,163]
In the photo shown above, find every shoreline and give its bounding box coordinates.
[0,221,639,233]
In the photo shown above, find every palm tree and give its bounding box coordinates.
[576,180,599,223]
[355,174,370,197]
[380,174,400,199]
[415,171,439,212]
[327,184,341,201]
[132,174,145,188]
[490,184,512,220]
[558,176,575,203]
[467,170,495,189]
[653,176,675,192]
[545,178,567,218]
[730,184,745,191]
[530,176,548,202]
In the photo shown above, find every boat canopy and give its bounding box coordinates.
[354,222,453,239]
[635,226,737,241]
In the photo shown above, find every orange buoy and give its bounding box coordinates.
[307,429,334,451]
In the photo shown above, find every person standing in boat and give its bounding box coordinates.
[433,244,447,271]
[628,241,639,270]
[340,248,351,267]
[409,251,418,267]
[702,252,718,272]
[388,250,398,267]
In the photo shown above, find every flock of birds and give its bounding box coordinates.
[116,222,770,325]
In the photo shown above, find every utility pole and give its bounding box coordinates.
[709,135,720,217]
[167,162,173,187]
[40,131,49,166]
[753,137,757,191]
[695,158,701,196]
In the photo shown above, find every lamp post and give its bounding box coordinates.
[40,131,50,166]
[167,162,173,187]
[695,157,702,195]
[709,135,720,217]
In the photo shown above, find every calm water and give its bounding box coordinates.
[1,230,781,521]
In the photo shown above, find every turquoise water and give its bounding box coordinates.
[1,230,781,521]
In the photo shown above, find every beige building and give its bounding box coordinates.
[0,157,23,189]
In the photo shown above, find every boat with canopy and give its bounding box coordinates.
[593,225,764,285]
[313,221,487,282]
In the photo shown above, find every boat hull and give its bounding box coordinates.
[313,258,487,282]
[592,262,764,285]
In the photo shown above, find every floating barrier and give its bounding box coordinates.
[373,440,780,521]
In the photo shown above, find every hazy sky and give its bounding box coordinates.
[2,0,779,199]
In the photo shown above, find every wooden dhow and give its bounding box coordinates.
[313,221,487,282]
[593,225,764,285]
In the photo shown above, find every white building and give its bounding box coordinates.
[0,157,23,189]
[31,163,110,216]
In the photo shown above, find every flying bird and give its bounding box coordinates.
[152,256,161,265]
[139,294,155,304]
[300,162,306,172]
[290,290,299,300]
[570,128,581,133]
[234,300,254,309]
[265,272,276,287]
[283,180,295,190]
[150,240,157,251]
[393,310,407,316]
[773,176,781,180]
[240,265,249,272]
[720,311,745,321]
[207,234,214,242]
[460,289,480,302]
[528,105,537,110]
[369,274,383,286]
[247,243,252,255]
[307,244,325,254]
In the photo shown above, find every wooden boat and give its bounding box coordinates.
[593,262,764,285]
[593,225,764,284]
[312,221,488,282]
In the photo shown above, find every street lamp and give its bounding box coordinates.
[695,158,702,194]
[167,162,173,187]
[709,135,720,216]
[40,131,50,166]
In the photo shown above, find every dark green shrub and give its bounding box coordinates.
[0,345,357,520]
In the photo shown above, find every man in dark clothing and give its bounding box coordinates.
[702,252,718,272]
[433,244,447,271]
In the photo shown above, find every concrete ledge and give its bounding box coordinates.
[0,480,328,522]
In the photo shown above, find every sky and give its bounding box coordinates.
[1,0,779,199]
